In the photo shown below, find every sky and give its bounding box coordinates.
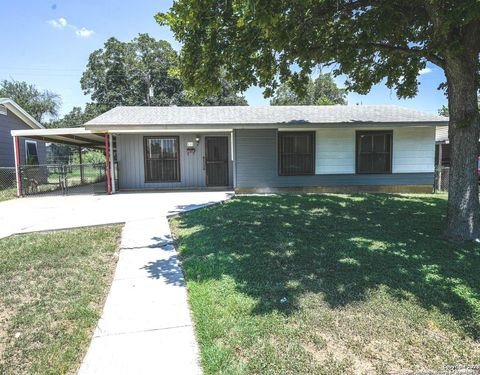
[0,0,448,118]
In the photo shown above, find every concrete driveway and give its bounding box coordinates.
[0,190,234,239]
[0,190,234,374]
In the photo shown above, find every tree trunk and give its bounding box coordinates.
[444,53,480,241]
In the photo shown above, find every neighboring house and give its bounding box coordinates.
[433,126,479,169]
[0,98,47,167]
[12,105,448,193]
[435,126,450,166]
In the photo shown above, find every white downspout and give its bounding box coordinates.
[109,134,116,193]
[231,130,236,189]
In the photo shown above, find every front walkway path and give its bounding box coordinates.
[0,191,233,373]
[0,190,232,239]
[78,216,202,374]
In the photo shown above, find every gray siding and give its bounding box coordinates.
[0,111,46,167]
[117,133,233,189]
[234,129,434,188]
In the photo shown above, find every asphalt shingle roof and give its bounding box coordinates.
[86,105,448,127]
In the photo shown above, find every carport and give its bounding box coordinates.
[10,128,117,197]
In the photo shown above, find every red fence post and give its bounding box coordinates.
[13,136,22,197]
[104,133,112,194]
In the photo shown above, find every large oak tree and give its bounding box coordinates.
[158,1,480,241]
[80,33,247,108]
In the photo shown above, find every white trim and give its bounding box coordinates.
[89,128,235,134]
[109,134,116,193]
[84,122,444,132]
[0,98,44,129]
[11,127,101,136]
[231,130,236,188]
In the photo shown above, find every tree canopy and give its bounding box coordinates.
[48,103,107,128]
[0,79,61,123]
[158,1,480,240]
[157,1,478,99]
[80,33,246,109]
[270,74,346,106]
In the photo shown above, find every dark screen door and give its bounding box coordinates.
[205,137,229,186]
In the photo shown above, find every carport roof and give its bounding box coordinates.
[11,127,107,148]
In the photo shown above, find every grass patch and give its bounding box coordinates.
[0,225,122,374]
[170,194,480,374]
[0,187,16,202]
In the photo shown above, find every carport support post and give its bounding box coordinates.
[104,133,112,194]
[437,143,443,191]
[13,136,21,197]
[78,146,84,184]
[109,134,115,193]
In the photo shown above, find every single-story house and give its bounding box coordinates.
[0,98,47,167]
[11,105,448,194]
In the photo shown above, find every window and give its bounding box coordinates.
[25,140,39,165]
[144,136,180,182]
[356,131,392,174]
[278,132,315,175]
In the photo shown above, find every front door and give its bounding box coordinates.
[205,136,229,186]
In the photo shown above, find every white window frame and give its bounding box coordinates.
[25,140,39,165]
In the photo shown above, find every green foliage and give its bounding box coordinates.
[438,99,480,117]
[80,34,181,107]
[0,79,61,122]
[439,105,449,117]
[47,103,108,128]
[157,1,479,99]
[47,145,105,165]
[270,74,347,105]
[80,33,246,108]
[72,150,105,164]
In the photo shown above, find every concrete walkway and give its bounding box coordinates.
[0,190,232,239]
[78,216,202,374]
[0,191,234,374]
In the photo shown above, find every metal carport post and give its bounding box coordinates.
[13,136,21,197]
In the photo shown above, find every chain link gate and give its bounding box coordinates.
[20,163,108,196]
[434,166,450,192]
[0,167,17,201]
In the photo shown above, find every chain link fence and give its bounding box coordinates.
[0,167,17,201]
[20,163,108,196]
[0,163,112,199]
[434,166,450,192]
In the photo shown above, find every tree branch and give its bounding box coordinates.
[370,42,445,68]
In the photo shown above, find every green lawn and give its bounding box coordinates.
[0,187,16,202]
[170,194,480,375]
[0,225,122,374]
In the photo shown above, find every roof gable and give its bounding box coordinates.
[0,98,44,129]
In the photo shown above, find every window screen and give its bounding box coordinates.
[25,141,39,165]
[356,131,392,174]
[278,132,315,175]
[144,137,180,182]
